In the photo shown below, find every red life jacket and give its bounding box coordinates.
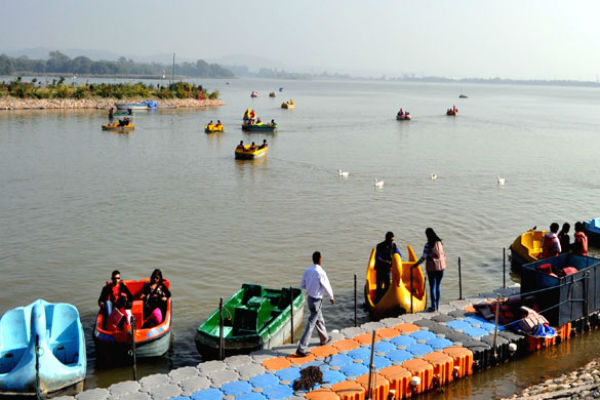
[574,232,588,256]
[541,233,559,258]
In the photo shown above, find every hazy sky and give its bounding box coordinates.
[2,0,599,80]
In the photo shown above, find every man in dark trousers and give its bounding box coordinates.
[375,232,402,303]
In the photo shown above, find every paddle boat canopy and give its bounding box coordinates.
[0,299,86,395]
[93,278,172,359]
[510,229,547,271]
[195,283,304,356]
[365,245,426,319]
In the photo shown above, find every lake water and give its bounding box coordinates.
[1,77,600,396]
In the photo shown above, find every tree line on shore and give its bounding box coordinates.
[0,51,234,78]
[0,77,219,100]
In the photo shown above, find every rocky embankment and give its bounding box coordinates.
[503,359,600,400]
[0,97,224,110]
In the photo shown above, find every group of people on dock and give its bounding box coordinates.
[542,222,588,258]
[98,269,171,330]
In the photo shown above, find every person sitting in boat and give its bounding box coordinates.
[398,108,404,117]
[139,269,171,328]
[249,142,257,151]
[258,139,268,149]
[216,120,222,127]
[541,222,561,259]
[118,119,126,126]
[98,270,133,329]
[452,105,457,112]
[208,120,213,126]
[236,140,244,150]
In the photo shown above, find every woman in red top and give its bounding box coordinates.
[98,270,133,328]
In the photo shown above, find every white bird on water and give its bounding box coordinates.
[497,176,506,185]
[338,169,350,178]
[431,173,438,180]
[374,179,385,188]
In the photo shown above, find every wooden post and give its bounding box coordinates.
[219,298,224,361]
[410,264,414,313]
[492,295,501,360]
[289,287,294,344]
[503,248,506,289]
[367,330,376,400]
[458,257,463,300]
[130,316,137,380]
[354,274,358,327]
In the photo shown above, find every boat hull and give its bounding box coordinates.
[281,103,295,109]
[94,329,172,359]
[235,145,268,160]
[115,101,156,110]
[195,284,305,356]
[396,115,411,120]
[102,123,135,132]
[0,299,86,395]
[584,218,600,246]
[365,246,426,319]
[241,123,277,132]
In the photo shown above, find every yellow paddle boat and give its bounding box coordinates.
[365,245,426,319]
[102,120,135,133]
[510,229,547,271]
[235,143,268,160]
[205,123,224,133]
[281,98,295,109]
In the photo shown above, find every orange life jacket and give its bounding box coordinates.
[574,232,588,256]
[541,233,559,259]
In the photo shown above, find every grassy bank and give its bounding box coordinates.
[0,77,224,110]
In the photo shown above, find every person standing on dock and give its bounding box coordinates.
[541,223,562,259]
[413,228,446,312]
[375,232,402,303]
[296,251,334,357]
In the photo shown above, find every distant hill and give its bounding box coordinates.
[0,47,198,64]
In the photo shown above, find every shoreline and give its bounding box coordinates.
[0,97,225,111]
[502,358,600,400]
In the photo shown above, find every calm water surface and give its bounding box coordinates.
[1,78,600,396]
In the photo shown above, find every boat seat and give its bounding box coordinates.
[233,297,272,335]
[131,300,144,329]
[241,283,265,305]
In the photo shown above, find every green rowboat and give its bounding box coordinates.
[241,122,278,132]
[195,283,304,356]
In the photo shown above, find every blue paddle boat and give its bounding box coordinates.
[0,299,86,395]
[584,218,600,246]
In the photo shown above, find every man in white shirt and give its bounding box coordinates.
[296,251,335,356]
